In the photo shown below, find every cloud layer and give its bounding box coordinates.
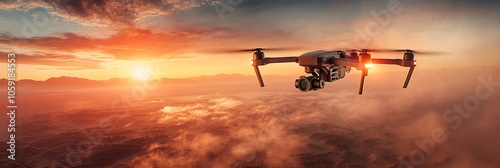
[1,67,499,167]
[1,0,223,27]
[0,27,217,69]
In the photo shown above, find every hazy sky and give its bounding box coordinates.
[0,0,499,80]
[0,1,499,167]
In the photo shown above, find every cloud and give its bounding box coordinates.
[7,66,499,167]
[124,68,500,167]
[1,0,223,27]
[0,27,217,69]
[158,97,243,123]
[0,51,105,69]
[0,0,25,9]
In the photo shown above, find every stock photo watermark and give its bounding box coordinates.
[4,6,51,162]
[353,0,414,48]
[214,0,244,21]
[6,53,17,161]
[21,9,50,38]
[398,73,500,168]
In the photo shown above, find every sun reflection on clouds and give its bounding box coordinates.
[158,97,243,123]
[209,97,242,109]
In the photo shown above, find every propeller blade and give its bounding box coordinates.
[199,47,304,54]
[366,49,450,55]
[411,51,450,55]
[332,48,450,55]
[256,47,303,51]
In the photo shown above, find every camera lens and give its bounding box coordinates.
[295,77,312,92]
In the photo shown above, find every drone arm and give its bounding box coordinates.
[263,57,298,64]
[371,58,402,65]
[371,58,417,88]
[371,58,416,67]
[253,57,298,66]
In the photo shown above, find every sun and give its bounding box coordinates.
[132,66,150,80]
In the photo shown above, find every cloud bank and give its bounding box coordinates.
[1,67,499,167]
[0,27,218,69]
[1,0,223,27]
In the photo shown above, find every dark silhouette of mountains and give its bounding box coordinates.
[0,74,255,90]
[1,66,498,91]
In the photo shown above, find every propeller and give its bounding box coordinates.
[199,47,303,54]
[334,48,442,93]
[339,49,450,55]
[200,47,303,87]
[371,49,450,55]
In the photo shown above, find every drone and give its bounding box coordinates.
[211,48,441,94]
[244,48,433,95]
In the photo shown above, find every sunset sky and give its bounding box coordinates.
[1,1,500,167]
[0,0,499,80]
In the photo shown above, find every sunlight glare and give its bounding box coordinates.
[365,63,374,69]
[132,66,150,80]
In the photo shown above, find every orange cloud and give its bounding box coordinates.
[0,28,215,69]
[0,52,104,70]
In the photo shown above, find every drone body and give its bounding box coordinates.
[250,48,418,95]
